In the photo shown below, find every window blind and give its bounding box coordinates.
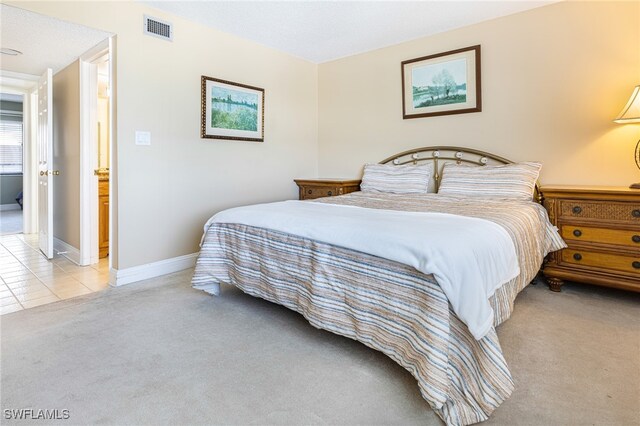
[0,120,23,174]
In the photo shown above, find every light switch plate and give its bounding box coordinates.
[135,131,151,146]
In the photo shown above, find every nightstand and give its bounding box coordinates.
[294,179,361,200]
[541,185,640,292]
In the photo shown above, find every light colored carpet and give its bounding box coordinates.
[0,209,22,235]
[1,270,639,425]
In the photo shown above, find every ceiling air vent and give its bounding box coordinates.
[143,15,173,41]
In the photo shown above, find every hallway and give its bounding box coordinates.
[0,233,109,314]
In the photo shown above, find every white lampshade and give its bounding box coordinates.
[614,85,640,123]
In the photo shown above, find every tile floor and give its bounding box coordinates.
[0,233,110,315]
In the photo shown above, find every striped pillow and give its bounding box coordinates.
[361,163,433,194]
[438,162,541,201]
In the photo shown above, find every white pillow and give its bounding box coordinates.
[438,162,541,201]
[361,163,433,194]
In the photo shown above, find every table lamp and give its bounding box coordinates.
[614,85,640,189]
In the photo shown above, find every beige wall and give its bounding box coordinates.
[16,1,637,271]
[97,96,109,169]
[15,1,319,269]
[52,60,81,249]
[318,1,640,186]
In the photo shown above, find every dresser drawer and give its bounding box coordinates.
[295,179,361,201]
[561,248,640,276]
[542,186,640,292]
[561,225,640,248]
[559,200,640,223]
[301,186,339,199]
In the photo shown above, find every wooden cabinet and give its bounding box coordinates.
[98,176,109,259]
[294,179,361,200]
[541,185,640,292]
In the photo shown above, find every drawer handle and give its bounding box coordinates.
[572,206,582,214]
[308,190,312,194]
[633,235,640,243]
[573,253,582,261]
[573,229,582,237]
[633,209,640,218]
[327,191,332,196]
[633,261,640,269]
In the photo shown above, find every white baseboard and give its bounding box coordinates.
[53,237,81,265]
[0,204,21,211]
[109,252,198,287]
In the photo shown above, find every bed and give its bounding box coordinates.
[192,146,566,426]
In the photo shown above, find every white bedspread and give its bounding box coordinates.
[203,200,520,339]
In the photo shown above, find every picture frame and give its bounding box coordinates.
[401,45,481,119]
[201,76,264,142]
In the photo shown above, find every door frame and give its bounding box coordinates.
[0,71,39,235]
[79,37,115,267]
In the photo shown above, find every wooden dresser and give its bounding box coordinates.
[294,179,361,200]
[541,186,640,292]
[98,172,109,258]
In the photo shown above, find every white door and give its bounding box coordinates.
[37,68,53,259]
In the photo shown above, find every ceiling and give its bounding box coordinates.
[0,1,557,74]
[144,1,556,63]
[0,4,112,76]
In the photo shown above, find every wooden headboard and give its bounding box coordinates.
[379,146,542,204]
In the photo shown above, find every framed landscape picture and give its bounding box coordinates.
[201,76,264,141]
[401,45,481,119]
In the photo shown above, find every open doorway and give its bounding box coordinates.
[96,56,110,261]
[0,4,115,314]
[0,72,40,240]
[0,92,25,235]
[78,39,113,268]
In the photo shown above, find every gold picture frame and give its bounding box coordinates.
[201,76,265,142]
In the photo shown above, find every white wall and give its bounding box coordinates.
[52,60,81,248]
[14,1,319,269]
[317,1,640,186]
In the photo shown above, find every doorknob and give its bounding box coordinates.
[52,170,60,176]
[40,171,46,176]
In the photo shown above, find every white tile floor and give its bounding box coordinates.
[0,233,110,315]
